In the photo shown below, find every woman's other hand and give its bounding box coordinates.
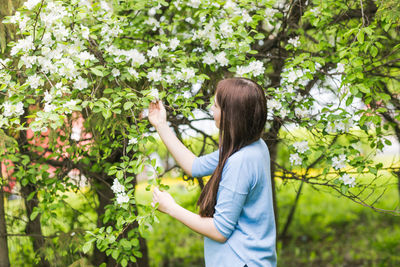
[148,101,167,129]
[152,187,177,215]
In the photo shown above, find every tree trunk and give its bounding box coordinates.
[0,0,23,52]
[21,183,50,267]
[91,178,149,267]
[0,187,10,267]
[280,180,304,242]
[92,180,117,266]
[263,120,282,237]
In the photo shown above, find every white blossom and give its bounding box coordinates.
[112,68,120,77]
[53,24,69,41]
[192,82,202,94]
[58,57,78,78]
[100,1,111,11]
[293,141,309,153]
[24,0,41,10]
[116,193,129,204]
[332,154,347,170]
[169,38,180,51]
[127,68,139,79]
[202,52,216,65]
[215,52,229,66]
[224,0,237,10]
[149,88,159,101]
[111,179,125,194]
[81,25,90,39]
[242,11,252,23]
[295,107,309,118]
[286,69,303,83]
[187,0,201,8]
[279,108,288,119]
[3,101,24,117]
[44,103,56,113]
[267,99,282,111]
[125,49,146,66]
[249,61,265,76]
[236,60,265,76]
[8,11,22,24]
[309,7,321,16]
[147,46,160,58]
[148,7,157,16]
[73,77,88,91]
[339,174,356,187]
[11,36,34,56]
[44,91,53,103]
[78,51,96,64]
[71,126,81,141]
[183,91,192,98]
[128,137,138,145]
[288,36,300,47]
[27,74,43,89]
[337,63,345,73]
[289,153,302,166]
[20,55,36,69]
[147,69,162,82]
[285,84,294,93]
[185,17,195,24]
[63,100,78,113]
[176,68,195,82]
[219,21,233,38]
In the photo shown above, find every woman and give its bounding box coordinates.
[149,77,276,267]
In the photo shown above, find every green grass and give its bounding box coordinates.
[136,175,400,267]
[5,175,400,266]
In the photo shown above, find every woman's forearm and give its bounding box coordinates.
[155,122,196,176]
[168,203,227,243]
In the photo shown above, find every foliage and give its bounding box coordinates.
[0,0,399,265]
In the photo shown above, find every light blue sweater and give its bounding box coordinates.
[192,139,277,267]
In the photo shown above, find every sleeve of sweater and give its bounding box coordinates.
[191,150,219,177]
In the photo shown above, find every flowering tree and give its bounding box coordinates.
[0,0,399,265]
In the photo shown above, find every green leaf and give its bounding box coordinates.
[370,46,378,57]
[112,250,120,260]
[82,242,92,254]
[358,84,370,94]
[254,33,265,39]
[121,259,128,267]
[27,191,36,201]
[102,109,112,119]
[123,102,134,110]
[30,210,39,221]
[340,184,348,194]
[356,31,364,43]
[91,67,104,77]
[21,178,29,187]
[116,171,123,179]
[120,239,132,249]
[346,95,354,106]
[384,139,392,145]
[368,166,377,175]
[349,86,359,95]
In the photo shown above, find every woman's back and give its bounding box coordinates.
[193,139,277,267]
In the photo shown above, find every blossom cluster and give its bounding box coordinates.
[289,140,309,166]
[236,60,265,77]
[332,154,347,170]
[111,179,129,205]
[339,174,356,188]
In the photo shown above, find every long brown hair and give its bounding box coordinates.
[197,77,267,217]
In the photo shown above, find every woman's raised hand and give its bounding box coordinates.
[152,187,177,215]
[148,101,167,129]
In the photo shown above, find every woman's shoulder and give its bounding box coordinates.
[229,139,269,163]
